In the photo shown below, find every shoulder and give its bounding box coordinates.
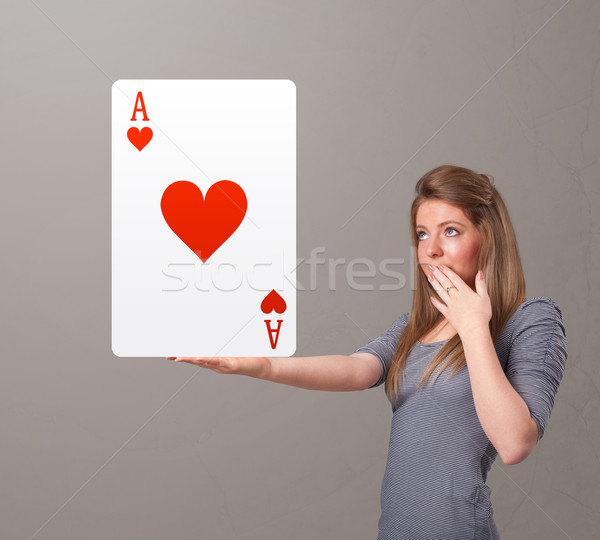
[383,311,411,329]
[398,311,411,325]
[508,296,564,328]
[513,296,563,316]
[397,311,412,330]
[379,311,411,337]
[500,296,566,350]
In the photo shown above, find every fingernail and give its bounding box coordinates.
[428,264,434,271]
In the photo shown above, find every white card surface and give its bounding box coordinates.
[112,80,296,357]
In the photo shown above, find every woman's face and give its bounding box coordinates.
[416,199,482,290]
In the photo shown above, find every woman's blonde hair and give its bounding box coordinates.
[385,165,526,403]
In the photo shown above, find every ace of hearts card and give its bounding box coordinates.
[112,80,296,357]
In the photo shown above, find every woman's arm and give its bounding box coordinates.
[461,324,538,465]
[168,353,381,392]
[266,353,380,391]
[426,265,538,465]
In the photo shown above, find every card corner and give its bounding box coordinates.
[282,79,296,92]
[111,342,124,358]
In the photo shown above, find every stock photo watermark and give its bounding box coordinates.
[161,246,421,292]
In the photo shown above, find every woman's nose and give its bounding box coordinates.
[426,239,442,257]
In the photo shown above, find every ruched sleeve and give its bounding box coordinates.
[504,297,567,442]
[352,312,410,388]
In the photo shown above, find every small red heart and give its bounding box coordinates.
[261,290,287,314]
[160,180,247,262]
[127,126,153,151]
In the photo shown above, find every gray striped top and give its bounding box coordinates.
[353,296,567,540]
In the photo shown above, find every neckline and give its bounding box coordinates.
[417,337,452,346]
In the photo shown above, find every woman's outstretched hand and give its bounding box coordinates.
[166,356,271,379]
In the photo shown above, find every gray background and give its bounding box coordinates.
[2,0,599,539]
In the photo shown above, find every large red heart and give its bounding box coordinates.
[261,289,287,314]
[160,180,247,262]
[127,127,153,151]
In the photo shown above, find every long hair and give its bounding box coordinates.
[385,165,526,403]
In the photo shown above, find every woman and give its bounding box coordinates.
[168,165,568,539]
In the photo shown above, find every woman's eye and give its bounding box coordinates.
[417,228,458,240]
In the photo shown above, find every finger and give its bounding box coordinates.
[435,264,465,289]
[172,357,204,363]
[475,269,488,295]
[427,272,445,297]
[429,265,455,292]
[428,267,452,296]
[184,357,224,368]
[427,271,440,291]
[174,358,206,366]
[430,295,447,314]
[436,264,465,283]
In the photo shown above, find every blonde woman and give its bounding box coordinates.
[168,165,567,539]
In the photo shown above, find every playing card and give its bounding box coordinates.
[112,80,296,357]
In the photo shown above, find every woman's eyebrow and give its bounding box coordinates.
[416,220,466,230]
